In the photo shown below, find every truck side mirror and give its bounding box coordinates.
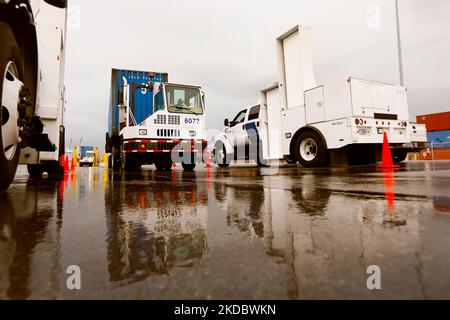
[224,119,229,127]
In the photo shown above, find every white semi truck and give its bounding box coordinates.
[106,69,207,171]
[0,0,67,190]
[213,25,428,167]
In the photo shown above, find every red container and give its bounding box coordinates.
[417,148,450,160]
[416,111,450,132]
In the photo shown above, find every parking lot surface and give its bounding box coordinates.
[1,161,450,299]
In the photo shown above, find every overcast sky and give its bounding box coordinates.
[63,0,450,149]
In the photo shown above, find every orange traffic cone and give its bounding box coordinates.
[205,150,211,168]
[60,155,65,168]
[64,155,69,173]
[377,132,400,169]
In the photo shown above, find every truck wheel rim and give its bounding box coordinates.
[1,61,21,161]
[217,148,225,163]
[300,138,317,161]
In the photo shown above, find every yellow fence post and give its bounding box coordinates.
[94,147,99,167]
[73,146,79,167]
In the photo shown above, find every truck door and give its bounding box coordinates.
[243,105,261,157]
[229,109,247,158]
[131,83,153,125]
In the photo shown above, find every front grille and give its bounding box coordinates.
[154,114,166,125]
[157,129,180,137]
[168,115,180,125]
[124,139,206,152]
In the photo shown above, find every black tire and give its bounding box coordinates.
[0,23,24,191]
[155,160,172,171]
[123,154,139,171]
[58,125,65,164]
[182,162,196,171]
[257,159,270,167]
[215,142,230,168]
[105,132,111,153]
[46,160,63,177]
[27,164,44,179]
[286,157,297,165]
[294,131,329,168]
[392,149,408,164]
[111,146,121,171]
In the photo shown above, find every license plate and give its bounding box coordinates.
[357,128,371,135]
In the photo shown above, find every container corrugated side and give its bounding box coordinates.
[416,111,450,132]
[427,130,450,147]
[109,68,168,133]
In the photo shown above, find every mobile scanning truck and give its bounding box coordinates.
[213,25,427,167]
[105,69,207,171]
[0,0,67,190]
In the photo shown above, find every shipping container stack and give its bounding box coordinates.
[416,111,450,160]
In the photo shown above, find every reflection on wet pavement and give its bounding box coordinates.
[1,162,450,299]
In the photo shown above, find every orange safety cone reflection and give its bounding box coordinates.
[64,154,69,173]
[377,132,400,169]
[205,150,211,168]
[381,168,395,212]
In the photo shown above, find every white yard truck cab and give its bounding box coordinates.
[79,150,94,167]
[106,69,207,171]
[213,25,427,167]
[0,0,67,190]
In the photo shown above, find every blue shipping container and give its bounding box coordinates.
[108,68,168,135]
[427,130,450,147]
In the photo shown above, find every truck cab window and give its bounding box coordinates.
[248,105,260,121]
[166,85,204,115]
[231,109,247,126]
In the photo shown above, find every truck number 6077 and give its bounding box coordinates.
[184,118,200,124]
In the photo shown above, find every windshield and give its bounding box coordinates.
[166,85,203,115]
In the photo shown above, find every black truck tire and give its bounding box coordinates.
[182,162,196,171]
[123,154,139,171]
[392,149,408,164]
[27,164,44,179]
[155,159,172,171]
[0,22,24,191]
[294,131,329,168]
[111,146,121,171]
[215,142,230,168]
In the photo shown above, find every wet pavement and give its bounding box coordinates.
[1,161,450,299]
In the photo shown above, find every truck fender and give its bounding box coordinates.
[289,126,328,156]
[213,133,233,155]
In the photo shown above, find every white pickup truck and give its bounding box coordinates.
[213,25,427,167]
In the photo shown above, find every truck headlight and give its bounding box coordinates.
[139,129,147,136]
[189,130,196,137]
